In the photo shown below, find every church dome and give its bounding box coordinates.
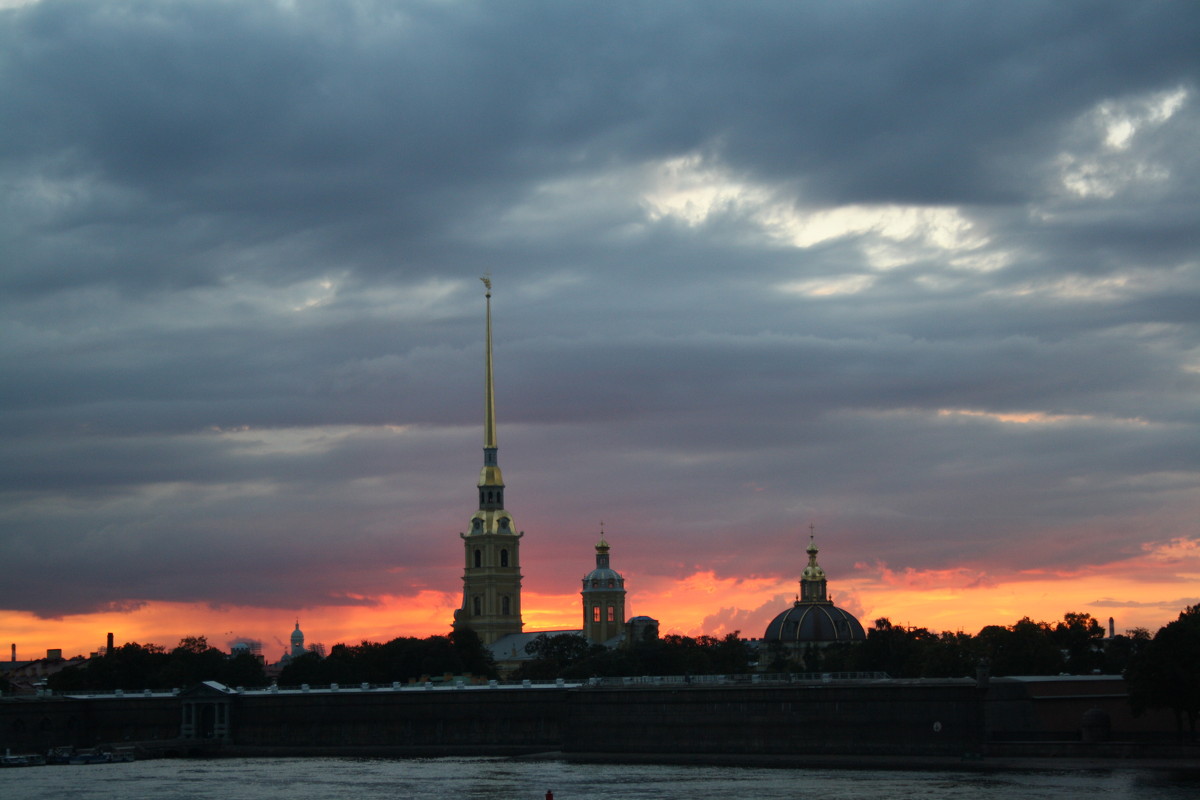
[583,566,623,585]
[291,622,304,645]
[582,536,624,589]
[762,529,865,644]
[763,601,865,643]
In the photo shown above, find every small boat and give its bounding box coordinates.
[2,749,44,767]
[67,748,132,765]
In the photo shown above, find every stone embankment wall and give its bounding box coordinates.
[234,687,567,749]
[566,681,985,756]
[0,676,1183,757]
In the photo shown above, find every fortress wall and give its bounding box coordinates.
[233,688,569,748]
[565,681,986,757]
[0,696,179,752]
[3,677,1185,756]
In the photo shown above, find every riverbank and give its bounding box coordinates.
[131,741,1199,773]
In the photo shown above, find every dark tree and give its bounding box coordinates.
[1052,612,1105,674]
[514,633,592,679]
[47,642,168,691]
[277,651,326,686]
[277,632,497,687]
[975,618,1062,676]
[1126,605,1200,740]
[1102,627,1150,675]
[859,618,940,678]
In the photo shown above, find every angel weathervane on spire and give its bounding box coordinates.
[481,274,492,294]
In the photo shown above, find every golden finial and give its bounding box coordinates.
[480,274,492,293]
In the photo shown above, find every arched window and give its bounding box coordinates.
[607,579,614,588]
[502,596,511,615]
[473,596,482,616]
[607,606,615,623]
[473,549,482,568]
[500,549,509,567]
[593,606,601,623]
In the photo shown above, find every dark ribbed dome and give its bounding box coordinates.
[763,601,866,643]
[764,530,865,643]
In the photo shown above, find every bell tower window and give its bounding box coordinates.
[473,549,482,568]
[500,549,509,567]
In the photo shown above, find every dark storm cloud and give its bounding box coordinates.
[1,0,1197,622]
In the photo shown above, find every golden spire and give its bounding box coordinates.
[477,276,504,491]
[481,275,496,451]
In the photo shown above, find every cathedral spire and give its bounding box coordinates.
[453,277,523,645]
[482,275,497,453]
[477,276,504,499]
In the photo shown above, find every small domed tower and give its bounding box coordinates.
[763,528,865,647]
[290,621,305,658]
[582,532,626,644]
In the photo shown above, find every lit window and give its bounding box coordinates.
[593,606,600,623]
[607,606,615,622]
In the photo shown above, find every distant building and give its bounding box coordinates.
[0,649,76,694]
[448,282,665,670]
[582,535,626,645]
[290,622,305,658]
[761,530,866,662]
[452,279,524,646]
[487,532,657,673]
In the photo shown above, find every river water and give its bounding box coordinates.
[4,756,1199,799]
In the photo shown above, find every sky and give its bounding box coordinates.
[2,0,1198,663]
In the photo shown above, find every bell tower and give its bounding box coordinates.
[582,529,626,644]
[452,277,524,645]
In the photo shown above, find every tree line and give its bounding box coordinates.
[46,636,268,692]
[276,629,495,686]
[775,611,1140,678]
[37,607,1198,736]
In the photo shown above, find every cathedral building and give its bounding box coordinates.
[762,529,866,654]
[289,621,305,659]
[582,534,626,645]
[450,280,656,671]
[451,278,525,646]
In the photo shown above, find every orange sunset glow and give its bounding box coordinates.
[9,534,1197,662]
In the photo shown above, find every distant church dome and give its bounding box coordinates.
[289,621,306,658]
[763,532,865,645]
[582,534,627,645]
[582,537,624,589]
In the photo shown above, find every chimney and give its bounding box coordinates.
[1108,617,1115,638]
[107,632,114,654]
[10,643,14,662]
